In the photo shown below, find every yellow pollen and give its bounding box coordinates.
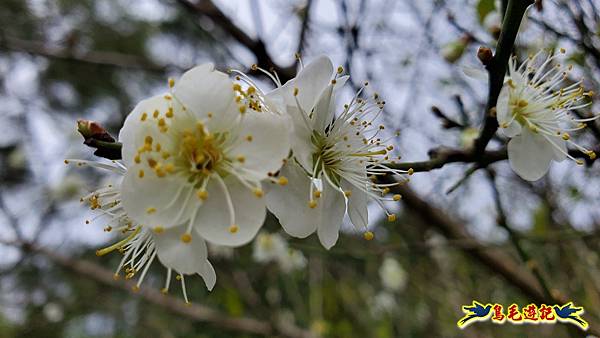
[387,214,397,222]
[153,110,159,118]
[64,159,69,164]
[181,233,192,243]
[588,151,597,160]
[246,135,253,142]
[382,187,390,194]
[158,118,166,127]
[363,231,374,241]
[147,207,156,214]
[408,168,414,175]
[233,83,242,91]
[161,151,171,159]
[153,226,164,234]
[337,66,344,74]
[208,112,213,118]
[134,155,141,164]
[313,190,321,199]
[560,48,566,54]
[247,86,256,94]
[166,107,174,118]
[155,143,162,152]
[197,189,208,201]
[293,87,299,96]
[309,200,318,209]
[164,94,172,100]
[145,136,153,145]
[138,169,145,178]
[278,176,288,186]
[140,112,148,121]
[164,163,175,173]
[562,133,570,140]
[344,190,352,197]
[237,155,246,163]
[576,159,584,166]
[148,158,158,168]
[160,288,168,294]
[393,194,402,201]
[229,224,239,233]
[168,78,175,88]
[239,105,247,114]
[517,99,528,107]
[253,188,264,198]
[113,274,120,280]
[131,286,140,293]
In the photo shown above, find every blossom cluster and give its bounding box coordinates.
[68,50,598,300]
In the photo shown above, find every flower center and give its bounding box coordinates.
[177,123,228,181]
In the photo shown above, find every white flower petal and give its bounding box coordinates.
[267,56,333,113]
[194,176,266,246]
[317,178,346,250]
[341,179,368,229]
[313,84,334,132]
[120,170,194,228]
[265,161,318,238]
[173,63,238,132]
[287,106,316,171]
[153,224,208,275]
[198,260,216,291]
[507,129,555,181]
[228,112,291,180]
[496,86,522,138]
[119,94,173,167]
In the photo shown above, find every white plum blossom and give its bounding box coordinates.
[64,159,215,302]
[254,56,411,249]
[252,231,307,272]
[497,50,598,181]
[118,63,291,252]
[379,257,407,292]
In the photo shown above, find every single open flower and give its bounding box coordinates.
[119,63,291,247]
[497,50,598,181]
[248,56,411,249]
[65,159,215,302]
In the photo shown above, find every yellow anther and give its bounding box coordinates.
[153,226,164,234]
[233,83,242,91]
[164,94,172,100]
[253,188,264,198]
[207,112,213,118]
[517,99,528,107]
[337,66,344,74]
[147,207,156,214]
[64,159,69,164]
[147,158,157,168]
[237,155,246,163]
[164,163,175,173]
[161,151,171,159]
[113,274,120,280]
[158,118,166,127]
[155,167,166,177]
[408,168,414,175]
[247,86,256,94]
[239,105,247,114]
[176,275,182,281]
[382,187,390,194]
[387,214,397,222]
[293,87,299,96]
[560,48,566,54]
[251,64,258,71]
[387,145,394,151]
[131,286,140,293]
[313,190,321,199]
[197,189,208,201]
[588,151,596,160]
[134,154,141,164]
[155,143,162,152]
[393,194,402,201]
[363,231,374,241]
[562,133,570,140]
[153,110,160,118]
[104,226,112,232]
[143,143,152,151]
[344,190,352,197]
[309,200,318,209]
[229,224,239,233]
[278,176,288,186]
[168,78,175,88]
[138,169,145,178]
[166,107,174,118]
[331,79,337,84]
[160,288,168,294]
[246,135,253,142]
[181,233,192,243]
[140,112,148,121]
[576,159,584,166]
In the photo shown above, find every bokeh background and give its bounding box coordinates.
[1,0,600,337]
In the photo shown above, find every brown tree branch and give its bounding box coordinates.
[472,0,534,157]
[20,242,312,338]
[176,0,295,82]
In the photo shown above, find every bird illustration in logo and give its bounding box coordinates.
[554,302,588,330]
[457,301,493,328]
